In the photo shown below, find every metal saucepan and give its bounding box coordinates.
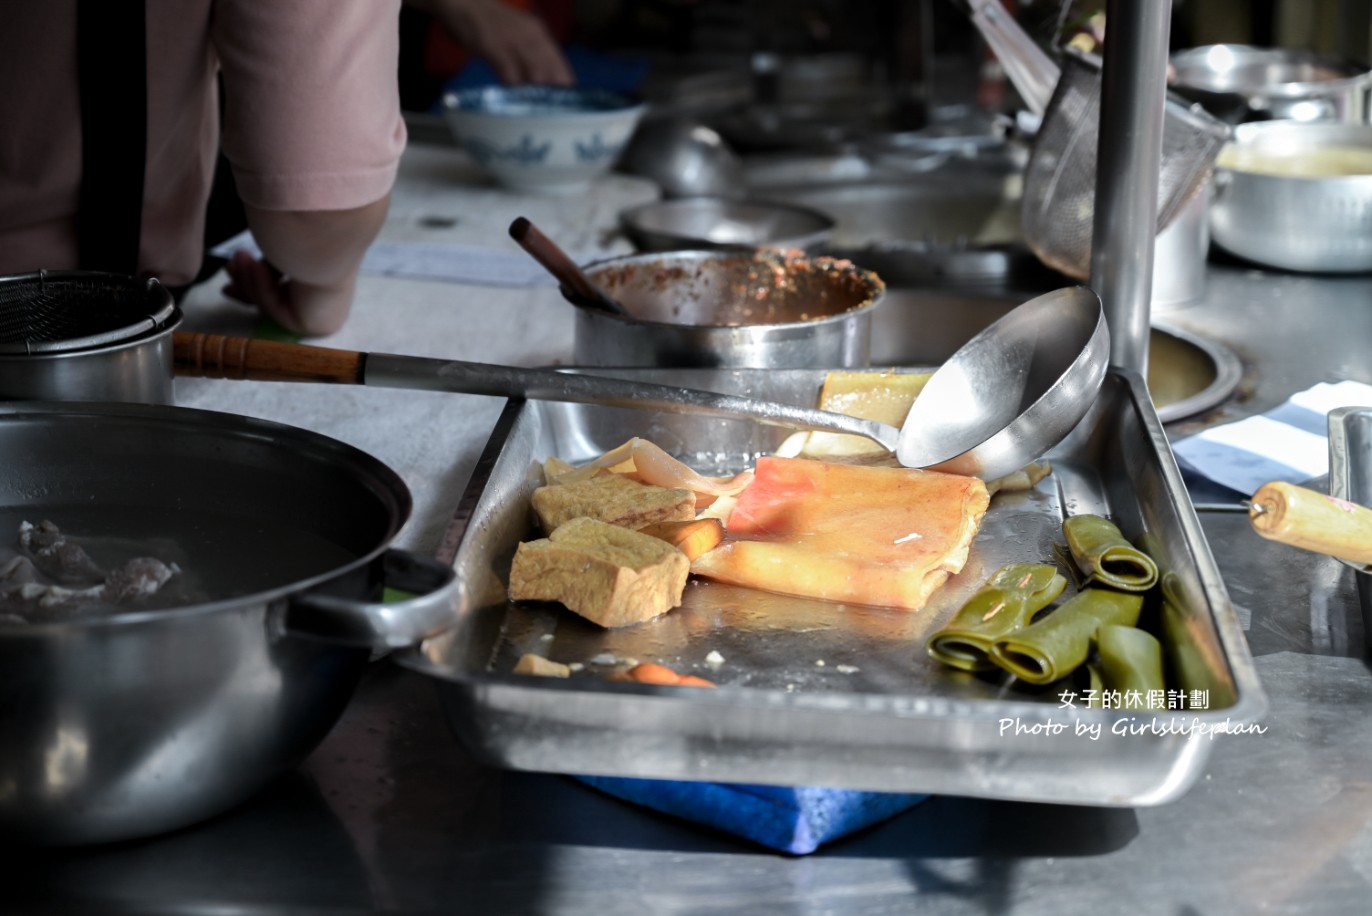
[1209,120,1372,273]
[0,401,457,846]
[0,270,181,404]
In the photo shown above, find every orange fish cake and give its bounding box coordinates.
[691,456,990,611]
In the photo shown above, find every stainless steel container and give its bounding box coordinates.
[1328,407,1372,647]
[398,367,1266,804]
[1209,120,1372,273]
[570,250,884,368]
[0,402,457,845]
[1151,184,1211,309]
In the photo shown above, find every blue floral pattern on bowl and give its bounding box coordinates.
[464,136,552,167]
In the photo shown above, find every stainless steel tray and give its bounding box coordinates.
[398,367,1266,805]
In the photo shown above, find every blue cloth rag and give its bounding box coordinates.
[577,775,927,854]
[1172,380,1372,496]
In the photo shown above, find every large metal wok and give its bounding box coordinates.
[0,400,456,845]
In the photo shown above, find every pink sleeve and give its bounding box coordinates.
[214,0,407,212]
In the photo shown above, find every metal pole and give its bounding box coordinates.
[1090,0,1171,375]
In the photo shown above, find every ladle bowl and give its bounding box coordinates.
[896,285,1108,479]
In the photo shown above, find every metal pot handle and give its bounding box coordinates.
[282,549,458,649]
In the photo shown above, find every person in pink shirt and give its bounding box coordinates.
[0,1,407,336]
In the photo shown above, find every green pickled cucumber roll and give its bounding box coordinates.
[1095,624,1166,700]
[990,587,1143,685]
[1062,515,1159,593]
[926,563,1067,672]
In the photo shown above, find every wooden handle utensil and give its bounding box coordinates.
[1249,480,1372,566]
[508,216,629,317]
[174,332,364,383]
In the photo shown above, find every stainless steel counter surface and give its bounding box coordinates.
[6,138,1372,912]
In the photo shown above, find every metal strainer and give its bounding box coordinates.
[0,270,176,355]
[1020,49,1232,280]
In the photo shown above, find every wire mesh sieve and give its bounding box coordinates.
[0,271,176,355]
[1020,49,1232,280]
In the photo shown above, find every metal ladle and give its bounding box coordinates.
[172,286,1107,480]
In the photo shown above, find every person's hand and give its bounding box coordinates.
[222,250,355,337]
[419,0,574,86]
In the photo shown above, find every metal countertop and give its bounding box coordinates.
[7,147,1372,912]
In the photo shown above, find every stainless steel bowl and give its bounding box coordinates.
[0,402,457,845]
[569,249,884,368]
[1170,44,1372,124]
[1209,120,1372,273]
[617,117,744,198]
[619,197,835,253]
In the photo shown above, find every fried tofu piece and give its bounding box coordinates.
[508,517,690,628]
[531,474,696,533]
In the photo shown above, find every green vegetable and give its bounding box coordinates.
[990,587,1143,685]
[926,563,1067,672]
[1062,515,1158,593]
[1095,624,1166,698]
[1157,572,1238,710]
[1083,661,1105,706]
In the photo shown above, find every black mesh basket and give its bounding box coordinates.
[0,270,176,355]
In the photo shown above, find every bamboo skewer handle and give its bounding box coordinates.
[173,332,365,384]
[1249,480,1372,566]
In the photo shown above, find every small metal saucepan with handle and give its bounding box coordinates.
[0,399,457,846]
[0,270,182,403]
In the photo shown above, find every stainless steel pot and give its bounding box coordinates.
[1209,120,1372,273]
[0,401,456,845]
[568,249,885,369]
[1171,44,1372,124]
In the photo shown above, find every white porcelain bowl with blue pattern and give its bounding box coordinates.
[441,86,647,195]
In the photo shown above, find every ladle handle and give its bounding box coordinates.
[508,216,627,315]
[1249,480,1372,567]
[171,332,899,450]
[174,332,364,383]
